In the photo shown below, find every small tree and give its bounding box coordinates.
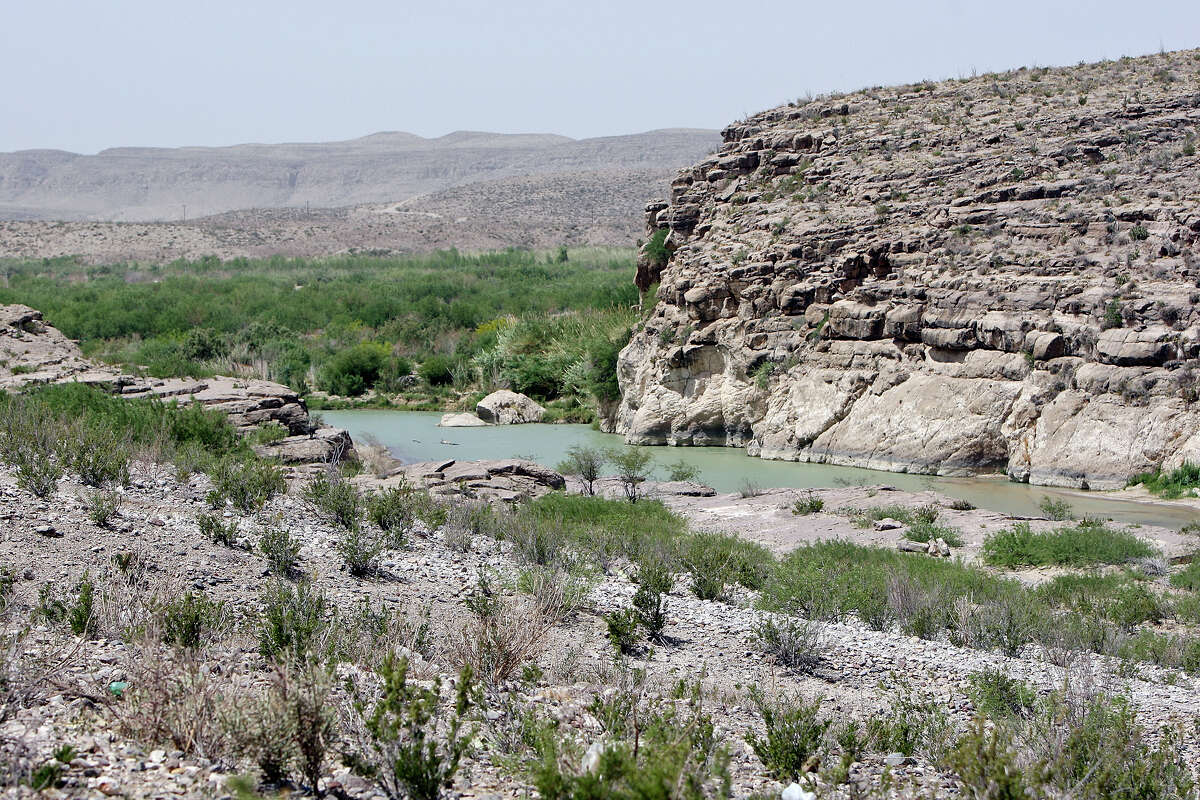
[606,447,653,503]
[556,446,606,496]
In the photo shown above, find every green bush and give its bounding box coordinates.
[161,592,222,648]
[982,520,1157,568]
[534,677,729,800]
[86,489,121,527]
[746,689,828,782]
[967,669,1037,719]
[320,341,391,396]
[340,526,385,577]
[417,354,456,386]
[791,492,824,515]
[606,447,654,503]
[207,454,286,512]
[556,445,606,496]
[1169,560,1200,592]
[366,484,421,544]
[304,469,363,529]
[605,608,640,654]
[59,424,131,487]
[197,512,240,547]
[259,581,328,664]
[343,656,479,800]
[754,617,821,673]
[1130,463,1200,499]
[260,524,302,577]
[1038,495,1074,521]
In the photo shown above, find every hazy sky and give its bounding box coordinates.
[4,0,1198,153]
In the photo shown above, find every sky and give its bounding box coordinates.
[3,0,1198,154]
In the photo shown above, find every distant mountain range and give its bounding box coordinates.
[0,128,720,222]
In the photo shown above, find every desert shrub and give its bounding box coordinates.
[683,531,774,599]
[161,591,223,649]
[1038,495,1074,520]
[982,520,1157,567]
[231,665,338,793]
[449,589,553,686]
[110,645,236,758]
[259,581,327,664]
[866,682,950,759]
[305,469,363,529]
[86,489,121,527]
[197,512,240,547]
[791,491,824,515]
[754,617,822,673]
[523,493,686,564]
[534,676,729,800]
[747,689,828,782]
[207,454,286,512]
[945,720,1029,800]
[343,655,480,800]
[632,562,671,642]
[967,669,1037,719]
[643,227,670,268]
[250,421,289,444]
[606,446,654,503]
[664,459,700,483]
[340,525,385,577]
[260,524,302,577]
[515,566,592,623]
[59,424,130,487]
[585,332,626,403]
[904,519,965,547]
[604,606,639,653]
[0,396,63,497]
[37,572,98,638]
[556,445,606,495]
[366,483,422,543]
[1169,560,1200,592]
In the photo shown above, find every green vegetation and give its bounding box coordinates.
[981,520,1157,567]
[343,656,480,800]
[1130,463,1200,498]
[0,249,637,411]
[842,502,964,546]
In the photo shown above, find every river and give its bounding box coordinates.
[321,410,1200,530]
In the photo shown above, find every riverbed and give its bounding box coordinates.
[321,410,1200,530]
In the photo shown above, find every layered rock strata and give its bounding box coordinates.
[1,304,352,463]
[617,49,1200,488]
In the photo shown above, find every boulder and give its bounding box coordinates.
[476,390,545,425]
[439,412,489,427]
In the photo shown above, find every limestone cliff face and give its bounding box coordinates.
[617,49,1200,489]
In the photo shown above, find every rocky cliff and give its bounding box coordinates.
[617,49,1200,489]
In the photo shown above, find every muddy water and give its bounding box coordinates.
[322,410,1200,530]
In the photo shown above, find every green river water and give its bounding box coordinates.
[322,410,1200,530]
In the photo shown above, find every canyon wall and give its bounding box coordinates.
[616,49,1200,489]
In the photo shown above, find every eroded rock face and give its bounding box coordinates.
[617,50,1200,489]
[476,390,545,424]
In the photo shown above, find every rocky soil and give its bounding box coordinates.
[2,459,1199,798]
[618,48,1200,490]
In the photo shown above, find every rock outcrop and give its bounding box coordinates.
[476,390,546,424]
[617,50,1200,489]
[439,412,490,427]
[364,458,566,503]
[1,304,352,463]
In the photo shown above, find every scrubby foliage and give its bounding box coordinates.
[0,249,637,407]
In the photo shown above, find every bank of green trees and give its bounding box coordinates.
[0,248,637,416]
